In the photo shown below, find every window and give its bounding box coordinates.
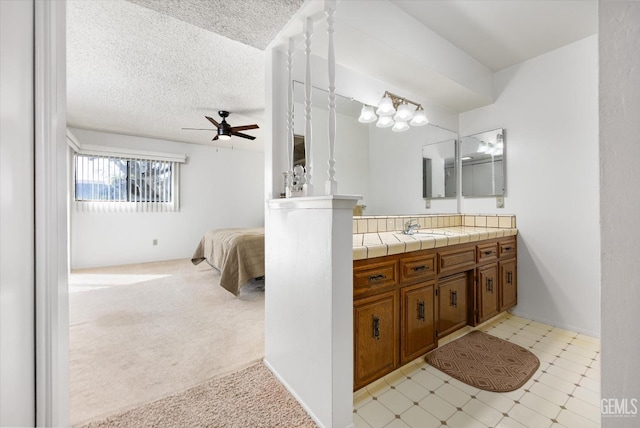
[73,153,181,212]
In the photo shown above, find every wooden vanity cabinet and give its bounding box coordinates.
[500,258,517,311]
[354,291,399,390]
[476,264,499,324]
[400,281,436,365]
[353,235,517,390]
[437,273,468,337]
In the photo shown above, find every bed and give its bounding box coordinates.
[191,227,265,296]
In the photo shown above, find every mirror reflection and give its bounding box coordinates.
[422,139,456,199]
[460,129,505,197]
[292,81,458,214]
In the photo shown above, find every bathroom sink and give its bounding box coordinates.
[398,230,455,236]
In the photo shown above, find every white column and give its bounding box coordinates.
[303,17,314,196]
[265,195,359,428]
[325,0,338,195]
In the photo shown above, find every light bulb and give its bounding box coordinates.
[410,108,429,126]
[376,95,395,116]
[358,105,377,123]
[376,115,394,128]
[391,120,410,132]
[394,103,414,122]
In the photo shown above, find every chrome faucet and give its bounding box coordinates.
[404,219,420,235]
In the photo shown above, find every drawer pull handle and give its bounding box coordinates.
[483,250,495,256]
[418,300,425,320]
[450,290,457,308]
[486,278,494,293]
[373,316,380,340]
[503,246,513,251]
[507,272,513,284]
[413,265,429,272]
[368,274,387,282]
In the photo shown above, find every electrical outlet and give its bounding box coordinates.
[425,199,431,209]
[496,196,505,209]
[153,239,158,246]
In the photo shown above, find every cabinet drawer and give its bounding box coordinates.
[499,239,517,258]
[354,260,398,297]
[477,242,498,263]
[438,247,476,274]
[400,253,436,283]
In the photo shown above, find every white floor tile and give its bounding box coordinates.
[395,379,429,402]
[446,410,488,428]
[418,393,457,420]
[571,383,600,406]
[410,369,446,391]
[354,388,373,409]
[383,418,411,428]
[399,405,441,428]
[551,357,589,375]
[507,403,553,428]
[434,383,473,408]
[555,408,600,428]
[564,343,598,359]
[578,376,600,393]
[357,400,396,428]
[462,397,504,427]
[528,381,571,407]
[476,390,517,414]
[494,416,528,428]
[564,396,601,423]
[353,412,372,428]
[558,349,593,366]
[536,373,577,395]
[545,364,584,384]
[377,389,414,415]
[518,391,562,419]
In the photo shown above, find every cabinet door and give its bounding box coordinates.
[500,259,517,310]
[438,273,467,337]
[477,264,499,323]
[400,282,436,365]
[354,291,399,390]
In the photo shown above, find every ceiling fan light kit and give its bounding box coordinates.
[182,110,259,142]
[360,91,429,132]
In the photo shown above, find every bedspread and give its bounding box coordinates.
[191,227,265,296]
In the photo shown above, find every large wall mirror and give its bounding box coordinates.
[422,139,456,199]
[460,128,505,197]
[292,81,458,214]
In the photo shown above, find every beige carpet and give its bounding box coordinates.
[425,330,540,392]
[69,259,265,426]
[79,362,317,428]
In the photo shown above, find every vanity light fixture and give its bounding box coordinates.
[362,91,430,130]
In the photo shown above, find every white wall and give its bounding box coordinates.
[600,2,640,425]
[460,36,600,336]
[367,125,459,215]
[0,1,35,425]
[70,128,264,269]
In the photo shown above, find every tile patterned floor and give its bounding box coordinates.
[353,313,601,428]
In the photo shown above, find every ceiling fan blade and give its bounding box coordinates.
[205,116,221,128]
[229,124,259,132]
[182,127,215,131]
[212,135,219,141]
[231,131,256,140]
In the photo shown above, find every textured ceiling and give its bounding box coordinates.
[127,0,305,50]
[67,0,303,151]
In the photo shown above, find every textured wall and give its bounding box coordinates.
[600,1,640,425]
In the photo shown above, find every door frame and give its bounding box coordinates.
[34,0,69,426]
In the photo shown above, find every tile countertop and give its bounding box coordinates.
[353,226,518,261]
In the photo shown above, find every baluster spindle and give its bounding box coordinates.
[325,0,338,195]
[286,37,295,197]
[303,17,314,196]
